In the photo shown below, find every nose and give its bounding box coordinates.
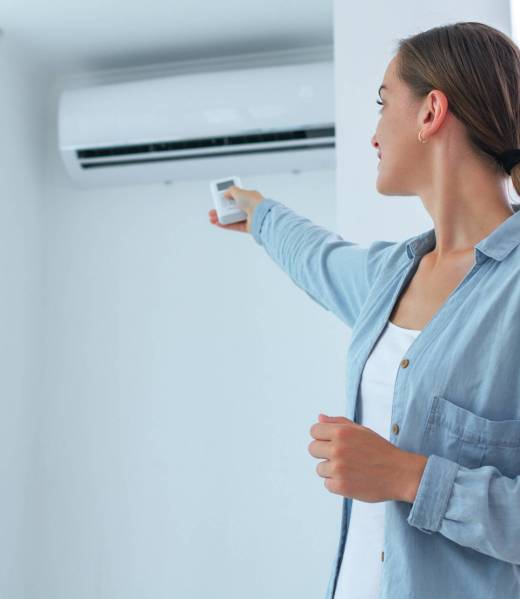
[371,134,379,149]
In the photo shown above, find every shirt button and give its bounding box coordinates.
[400,358,409,368]
[381,551,385,562]
[392,423,400,435]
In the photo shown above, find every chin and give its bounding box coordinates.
[376,173,411,196]
[375,175,394,195]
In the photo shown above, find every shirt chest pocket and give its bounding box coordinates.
[420,395,520,479]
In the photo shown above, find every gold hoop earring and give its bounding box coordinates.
[418,130,427,144]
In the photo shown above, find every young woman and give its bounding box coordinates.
[208,21,520,599]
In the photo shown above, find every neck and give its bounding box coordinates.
[418,147,513,261]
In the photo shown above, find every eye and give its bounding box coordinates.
[376,99,384,112]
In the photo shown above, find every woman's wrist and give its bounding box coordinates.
[398,451,428,503]
[246,196,265,233]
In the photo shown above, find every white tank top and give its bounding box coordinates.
[335,319,422,599]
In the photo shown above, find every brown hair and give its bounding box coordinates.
[395,22,520,197]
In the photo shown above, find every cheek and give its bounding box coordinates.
[380,118,415,159]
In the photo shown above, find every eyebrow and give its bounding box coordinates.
[378,84,387,97]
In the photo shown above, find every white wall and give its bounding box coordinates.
[5,4,516,597]
[26,76,348,598]
[0,36,49,598]
[334,0,514,242]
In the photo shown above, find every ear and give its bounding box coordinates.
[419,89,449,137]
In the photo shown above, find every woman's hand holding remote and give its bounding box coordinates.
[208,186,265,233]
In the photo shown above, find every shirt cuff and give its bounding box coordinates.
[250,198,279,245]
[406,454,460,534]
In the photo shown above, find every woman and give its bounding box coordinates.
[208,22,520,599]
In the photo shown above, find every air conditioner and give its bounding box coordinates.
[58,61,335,188]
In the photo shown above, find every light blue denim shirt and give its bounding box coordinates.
[251,198,520,599]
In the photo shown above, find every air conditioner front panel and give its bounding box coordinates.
[59,61,334,148]
[58,60,336,187]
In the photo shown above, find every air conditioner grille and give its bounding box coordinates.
[77,125,334,159]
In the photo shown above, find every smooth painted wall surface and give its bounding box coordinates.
[28,79,348,598]
[0,37,48,598]
[4,3,517,597]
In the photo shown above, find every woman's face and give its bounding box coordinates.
[371,55,426,196]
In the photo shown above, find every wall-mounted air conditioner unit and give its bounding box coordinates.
[58,61,335,188]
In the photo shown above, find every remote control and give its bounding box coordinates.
[210,176,247,225]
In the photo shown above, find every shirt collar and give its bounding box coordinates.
[406,203,520,262]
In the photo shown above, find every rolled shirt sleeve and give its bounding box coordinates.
[407,454,520,565]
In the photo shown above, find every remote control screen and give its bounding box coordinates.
[217,180,234,191]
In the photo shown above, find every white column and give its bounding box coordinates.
[333,0,512,245]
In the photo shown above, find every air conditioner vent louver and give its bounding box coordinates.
[77,126,334,159]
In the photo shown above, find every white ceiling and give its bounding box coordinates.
[0,0,333,77]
